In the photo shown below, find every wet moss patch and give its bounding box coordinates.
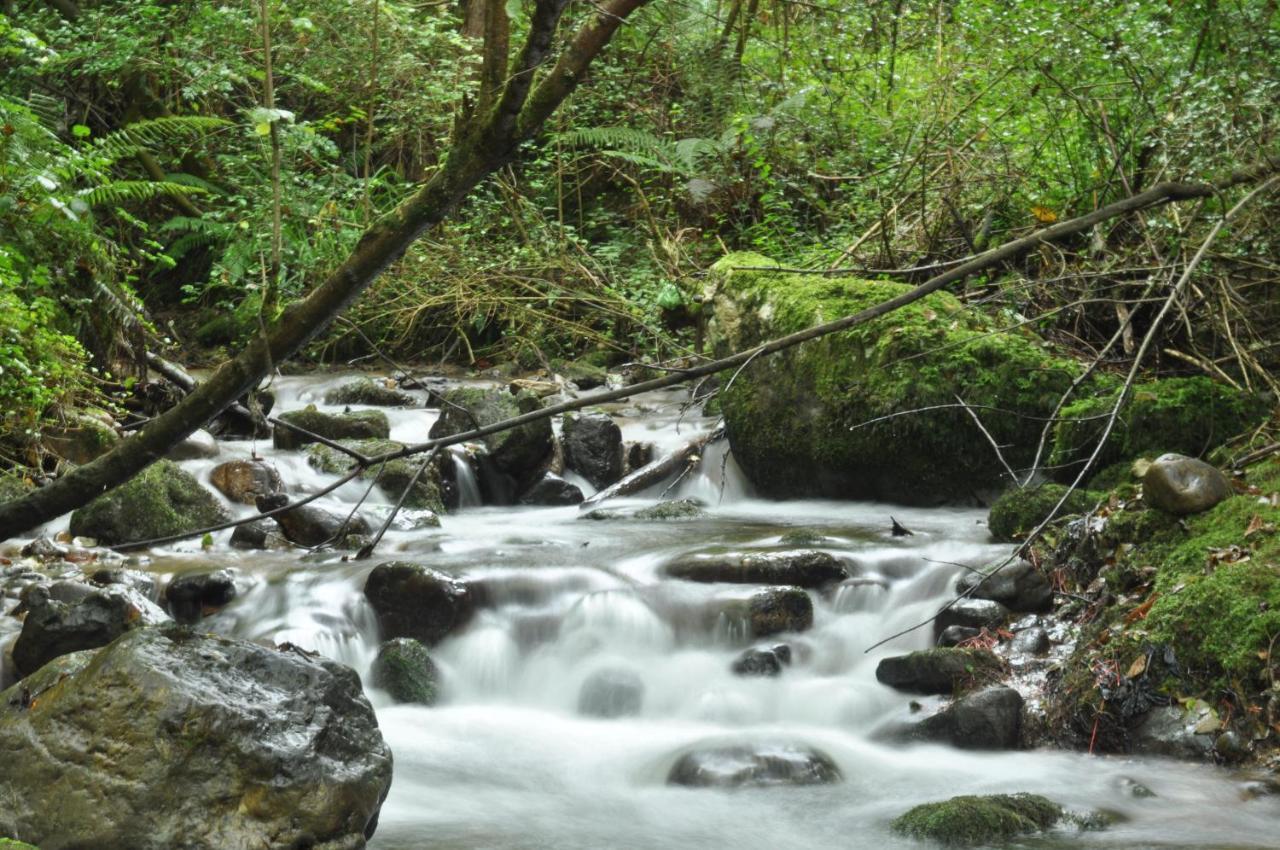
[891,793,1063,845]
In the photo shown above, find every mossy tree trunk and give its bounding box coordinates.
[0,0,653,540]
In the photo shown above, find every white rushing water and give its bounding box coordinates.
[90,374,1280,849]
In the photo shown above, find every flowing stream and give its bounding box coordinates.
[35,374,1280,849]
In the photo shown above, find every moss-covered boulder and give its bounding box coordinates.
[1050,376,1268,479]
[875,647,1004,695]
[323,377,417,407]
[41,412,119,465]
[988,483,1101,541]
[706,253,1080,504]
[891,793,1063,845]
[307,440,445,512]
[68,460,231,546]
[273,406,390,450]
[0,470,35,504]
[369,637,440,705]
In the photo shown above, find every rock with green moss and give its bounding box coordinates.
[68,460,230,546]
[307,439,445,512]
[273,406,390,450]
[0,625,392,850]
[0,470,34,504]
[634,498,706,520]
[1050,376,1268,479]
[370,637,440,705]
[41,412,119,465]
[705,254,1081,504]
[988,483,1100,542]
[429,388,552,492]
[875,647,1004,695]
[323,377,417,407]
[891,793,1063,845]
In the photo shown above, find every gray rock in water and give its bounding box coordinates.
[667,741,841,788]
[430,388,552,494]
[956,561,1053,612]
[907,686,1024,749]
[1010,626,1050,655]
[370,637,440,705]
[88,568,158,600]
[875,648,1003,695]
[364,561,475,646]
[1141,453,1233,515]
[12,582,169,677]
[324,377,417,407]
[257,494,371,548]
[519,472,584,506]
[229,518,289,550]
[1130,704,1216,760]
[164,569,238,624]
[634,499,706,521]
[166,429,219,461]
[69,460,230,546]
[273,406,390,450]
[731,644,792,677]
[937,625,980,647]
[666,550,849,588]
[935,598,1009,634]
[562,411,624,489]
[0,626,392,850]
[209,459,285,504]
[742,587,813,638]
[578,668,644,718]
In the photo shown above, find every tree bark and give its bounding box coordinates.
[0,0,654,540]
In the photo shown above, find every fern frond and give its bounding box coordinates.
[81,180,207,208]
[95,116,230,164]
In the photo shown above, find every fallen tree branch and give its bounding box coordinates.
[579,428,723,509]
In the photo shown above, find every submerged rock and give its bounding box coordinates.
[875,648,1003,695]
[731,644,792,677]
[209,458,285,504]
[0,626,392,850]
[578,668,644,718]
[370,637,440,705]
[562,411,624,489]
[891,793,1063,845]
[737,587,813,638]
[68,460,230,546]
[1140,453,1233,516]
[666,550,848,588]
[956,561,1053,613]
[324,377,417,407]
[634,499,706,520]
[364,561,475,646]
[273,406,390,450]
[667,741,841,788]
[12,582,169,677]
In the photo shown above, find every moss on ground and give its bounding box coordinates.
[1050,376,1268,477]
[988,483,1102,542]
[891,793,1063,845]
[707,253,1083,503]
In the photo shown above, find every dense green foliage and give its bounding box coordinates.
[1,0,1277,470]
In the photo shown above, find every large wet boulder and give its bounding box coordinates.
[364,561,476,646]
[324,377,417,407]
[706,253,1081,504]
[1050,376,1268,481]
[902,686,1024,750]
[956,561,1053,613]
[876,648,1003,695]
[1140,453,1233,516]
[0,626,392,850]
[429,388,553,497]
[274,406,390,450]
[256,494,371,549]
[667,742,841,788]
[308,439,446,513]
[987,483,1100,542]
[715,587,814,638]
[666,550,848,588]
[935,598,1009,635]
[12,582,169,677]
[891,794,1063,845]
[68,460,230,546]
[209,459,285,504]
[562,411,624,489]
[164,569,238,624]
[578,668,645,718]
[370,637,440,705]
